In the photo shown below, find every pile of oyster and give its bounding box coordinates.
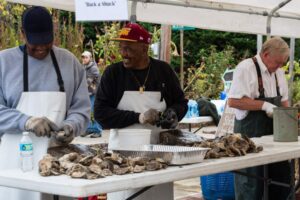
[160,130,263,159]
[194,133,263,159]
[39,144,168,179]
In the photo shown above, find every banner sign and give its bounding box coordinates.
[75,0,128,21]
[172,25,195,31]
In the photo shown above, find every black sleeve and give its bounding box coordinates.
[165,65,188,121]
[94,64,140,129]
[156,60,188,121]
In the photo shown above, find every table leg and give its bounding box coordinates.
[53,195,89,200]
[263,165,269,200]
[188,124,191,132]
[290,160,296,200]
[125,186,153,200]
[53,195,59,200]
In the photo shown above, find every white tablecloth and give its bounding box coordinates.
[0,135,298,197]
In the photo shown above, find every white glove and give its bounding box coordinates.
[139,109,159,125]
[262,102,277,118]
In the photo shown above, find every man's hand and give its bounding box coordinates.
[159,108,178,129]
[25,117,58,137]
[55,124,74,145]
[262,102,277,118]
[139,109,159,125]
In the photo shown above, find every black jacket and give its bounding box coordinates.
[94,57,188,129]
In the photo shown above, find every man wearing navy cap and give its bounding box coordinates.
[0,6,90,200]
[94,23,187,200]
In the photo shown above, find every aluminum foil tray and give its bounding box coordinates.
[112,145,209,165]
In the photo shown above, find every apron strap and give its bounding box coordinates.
[22,46,65,92]
[275,74,280,96]
[252,57,281,98]
[252,57,265,98]
[23,46,29,92]
[50,50,65,92]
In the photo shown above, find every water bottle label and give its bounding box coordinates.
[20,143,33,151]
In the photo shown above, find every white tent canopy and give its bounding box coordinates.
[5,0,300,38]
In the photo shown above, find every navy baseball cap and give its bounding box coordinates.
[22,6,53,45]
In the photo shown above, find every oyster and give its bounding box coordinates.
[59,152,81,170]
[114,167,130,175]
[66,164,88,178]
[193,133,264,159]
[39,154,61,176]
[39,143,169,179]
[133,165,146,173]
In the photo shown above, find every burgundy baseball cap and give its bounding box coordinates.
[111,23,151,44]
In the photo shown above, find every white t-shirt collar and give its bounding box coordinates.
[255,54,269,73]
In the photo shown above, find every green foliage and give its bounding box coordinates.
[94,23,123,68]
[0,1,84,58]
[172,29,257,67]
[53,10,84,58]
[0,0,25,49]
[184,46,235,99]
[282,61,300,105]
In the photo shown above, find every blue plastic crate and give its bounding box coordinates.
[200,172,235,200]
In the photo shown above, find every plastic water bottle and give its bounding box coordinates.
[184,101,192,118]
[20,132,33,172]
[189,100,199,117]
[220,91,227,100]
[191,101,199,117]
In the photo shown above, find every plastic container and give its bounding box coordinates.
[220,91,227,100]
[20,132,33,172]
[108,129,153,150]
[273,107,298,142]
[184,100,199,118]
[200,172,235,200]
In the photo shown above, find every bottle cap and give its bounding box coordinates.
[23,132,29,135]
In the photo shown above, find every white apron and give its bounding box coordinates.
[0,47,68,200]
[108,91,173,200]
[0,92,66,200]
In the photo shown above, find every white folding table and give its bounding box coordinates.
[179,116,214,132]
[0,135,298,199]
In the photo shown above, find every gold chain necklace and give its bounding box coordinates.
[130,62,151,94]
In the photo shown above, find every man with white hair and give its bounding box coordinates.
[228,37,291,200]
[81,50,102,137]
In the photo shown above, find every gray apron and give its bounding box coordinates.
[234,57,291,200]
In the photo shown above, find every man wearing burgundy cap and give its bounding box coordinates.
[94,23,187,200]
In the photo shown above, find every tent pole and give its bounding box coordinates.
[180,29,184,88]
[130,0,300,21]
[266,0,292,39]
[130,1,138,23]
[288,38,295,105]
[257,34,263,54]
[160,25,172,63]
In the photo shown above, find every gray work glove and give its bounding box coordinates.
[139,109,160,125]
[25,117,58,137]
[159,108,178,129]
[54,124,74,145]
[262,102,277,118]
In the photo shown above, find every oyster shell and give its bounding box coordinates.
[39,154,60,176]
[39,143,169,179]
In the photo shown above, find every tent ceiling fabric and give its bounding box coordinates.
[5,0,300,38]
